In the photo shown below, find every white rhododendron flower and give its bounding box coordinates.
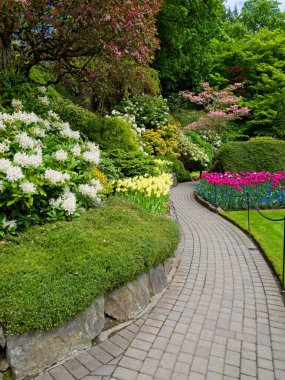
[38,86,46,94]
[78,184,100,200]
[38,96,50,106]
[71,144,81,157]
[2,217,17,231]
[30,126,46,137]
[0,158,12,172]
[44,169,70,184]
[19,181,37,194]
[13,150,42,168]
[11,99,23,111]
[83,143,100,164]
[16,132,37,149]
[0,121,6,130]
[47,110,60,120]
[58,122,80,140]
[0,140,10,154]
[6,165,24,182]
[55,149,68,162]
[50,191,77,215]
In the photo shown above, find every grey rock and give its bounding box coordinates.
[0,328,5,349]
[148,264,167,295]
[105,273,150,320]
[0,351,9,372]
[6,296,104,380]
[0,373,3,380]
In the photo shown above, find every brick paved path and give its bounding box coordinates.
[37,182,285,380]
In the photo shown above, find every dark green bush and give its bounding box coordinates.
[0,198,179,334]
[49,88,139,152]
[171,159,192,182]
[109,151,158,178]
[212,139,285,173]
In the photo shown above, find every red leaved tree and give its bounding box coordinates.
[0,0,162,78]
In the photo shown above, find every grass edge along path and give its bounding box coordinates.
[0,197,179,335]
[223,209,285,281]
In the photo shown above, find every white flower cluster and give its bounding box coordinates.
[0,101,103,235]
[0,139,10,154]
[38,96,49,106]
[6,166,24,182]
[44,169,70,185]
[14,149,42,168]
[2,217,17,231]
[16,132,37,149]
[78,181,102,200]
[50,191,77,215]
[19,181,37,194]
[83,142,100,165]
[57,122,80,140]
[71,144,81,157]
[11,99,23,112]
[55,149,68,162]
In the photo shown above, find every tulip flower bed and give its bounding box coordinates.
[115,172,173,214]
[196,172,285,210]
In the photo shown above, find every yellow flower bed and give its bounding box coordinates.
[115,173,173,214]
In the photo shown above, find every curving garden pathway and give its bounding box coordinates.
[37,182,285,380]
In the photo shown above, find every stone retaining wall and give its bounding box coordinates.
[1,259,177,380]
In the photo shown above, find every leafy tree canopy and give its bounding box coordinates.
[153,0,224,95]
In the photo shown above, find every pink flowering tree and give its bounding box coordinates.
[181,83,250,161]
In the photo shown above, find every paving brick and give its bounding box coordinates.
[49,365,75,380]
[64,359,89,379]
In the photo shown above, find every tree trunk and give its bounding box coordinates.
[1,39,11,70]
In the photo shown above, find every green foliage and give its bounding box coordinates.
[240,0,285,32]
[210,24,285,136]
[108,151,159,178]
[212,140,285,172]
[153,0,224,94]
[171,159,192,182]
[0,197,179,334]
[49,89,139,152]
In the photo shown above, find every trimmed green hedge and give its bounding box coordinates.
[0,198,179,334]
[49,88,139,152]
[212,140,285,173]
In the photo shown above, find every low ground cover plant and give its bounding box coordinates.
[115,172,173,214]
[0,197,179,334]
[197,172,285,210]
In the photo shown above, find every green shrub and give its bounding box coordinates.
[0,197,179,334]
[117,95,170,130]
[49,89,139,152]
[212,140,285,173]
[109,151,159,178]
[171,159,192,182]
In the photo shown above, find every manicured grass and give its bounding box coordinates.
[224,209,285,279]
[0,197,179,334]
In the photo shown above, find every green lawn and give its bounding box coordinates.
[0,197,179,334]
[224,210,285,280]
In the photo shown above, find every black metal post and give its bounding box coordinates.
[214,184,217,208]
[247,192,250,236]
[282,218,285,293]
